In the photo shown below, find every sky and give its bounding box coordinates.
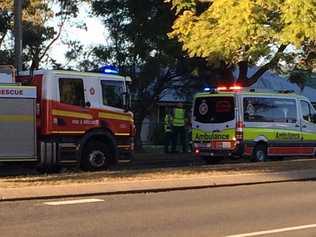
[49,4,109,67]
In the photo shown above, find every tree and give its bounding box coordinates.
[91,0,200,149]
[0,0,90,69]
[167,0,316,86]
[0,1,11,48]
[0,0,42,50]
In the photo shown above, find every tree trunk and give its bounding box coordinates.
[238,61,248,82]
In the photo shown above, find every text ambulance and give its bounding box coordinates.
[192,86,316,162]
[0,66,134,171]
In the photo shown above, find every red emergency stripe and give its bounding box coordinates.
[268,147,315,155]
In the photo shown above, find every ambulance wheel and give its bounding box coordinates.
[81,141,112,171]
[252,143,268,162]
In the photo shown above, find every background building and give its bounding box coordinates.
[140,69,316,145]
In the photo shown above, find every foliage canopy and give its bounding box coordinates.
[0,0,89,69]
[167,0,316,84]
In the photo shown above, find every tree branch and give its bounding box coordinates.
[34,18,66,69]
[244,44,288,87]
[238,60,248,81]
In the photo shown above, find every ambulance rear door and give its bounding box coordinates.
[192,94,236,144]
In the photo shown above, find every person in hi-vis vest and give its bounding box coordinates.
[164,109,173,153]
[171,103,187,153]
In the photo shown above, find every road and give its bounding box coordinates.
[0,151,308,177]
[0,152,241,176]
[2,181,316,237]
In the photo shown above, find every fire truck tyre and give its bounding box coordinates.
[81,141,112,171]
[252,143,268,162]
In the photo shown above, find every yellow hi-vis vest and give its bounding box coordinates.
[173,108,185,127]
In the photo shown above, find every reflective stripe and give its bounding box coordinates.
[0,115,33,122]
[173,108,185,127]
[115,133,130,136]
[52,109,93,119]
[117,145,131,148]
[99,112,133,122]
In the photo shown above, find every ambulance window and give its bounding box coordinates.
[243,97,297,123]
[193,96,235,123]
[101,80,124,108]
[59,78,85,106]
[301,101,312,122]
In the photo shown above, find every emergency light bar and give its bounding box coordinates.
[229,85,242,90]
[217,86,228,91]
[99,65,119,75]
[216,85,242,91]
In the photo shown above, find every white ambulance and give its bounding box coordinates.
[192,86,316,163]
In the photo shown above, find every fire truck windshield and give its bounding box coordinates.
[101,80,126,109]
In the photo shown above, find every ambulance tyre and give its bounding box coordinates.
[252,143,268,162]
[81,140,113,171]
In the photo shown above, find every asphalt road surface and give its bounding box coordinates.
[0,152,239,176]
[2,181,316,237]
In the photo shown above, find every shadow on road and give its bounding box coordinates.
[0,153,315,179]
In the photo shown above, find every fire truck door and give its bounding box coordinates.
[84,77,101,108]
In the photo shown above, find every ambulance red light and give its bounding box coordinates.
[236,121,244,140]
[229,85,242,90]
[194,148,200,156]
[217,86,228,91]
[216,85,242,91]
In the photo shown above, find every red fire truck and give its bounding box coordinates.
[0,65,134,171]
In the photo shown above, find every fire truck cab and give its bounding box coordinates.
[0,66,134,171]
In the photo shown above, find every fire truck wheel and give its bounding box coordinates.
[252,143,268,162]
[81,141,112,171]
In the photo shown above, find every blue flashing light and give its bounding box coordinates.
[203,87,211,92]
[99,65,119,75]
